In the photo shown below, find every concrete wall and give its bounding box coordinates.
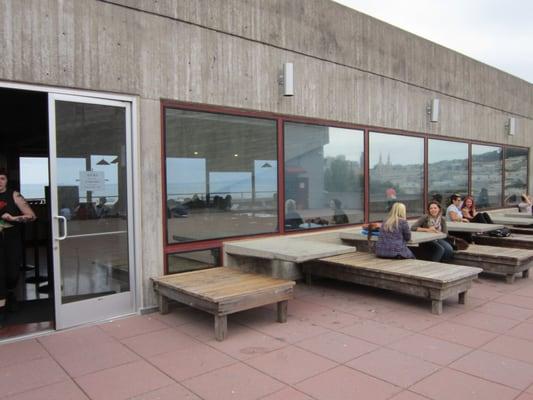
[1,0,532,306]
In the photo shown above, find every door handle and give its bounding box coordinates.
[55,215,68,240]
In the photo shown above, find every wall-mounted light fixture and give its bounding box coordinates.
[506,117,516,136]
[426,98,439,122]
[279,62,294,96]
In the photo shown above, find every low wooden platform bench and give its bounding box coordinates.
[474,233,533,250]
[303,253,482,315]
[152,267,295,341]
[453,244,533,284]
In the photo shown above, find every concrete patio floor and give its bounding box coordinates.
[2,275,533,400]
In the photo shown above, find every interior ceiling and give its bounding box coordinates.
[0,87,48,154]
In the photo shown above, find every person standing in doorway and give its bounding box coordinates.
[0,169,36,325]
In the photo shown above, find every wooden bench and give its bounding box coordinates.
[151,267,295,341]
[303,253,482,315]
[453,244,533,283]
[474,233,533,250]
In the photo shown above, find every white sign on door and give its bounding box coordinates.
[79,171,105,192]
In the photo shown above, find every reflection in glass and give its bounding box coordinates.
[55,101,129,303]
[504,147,528,206]
[284,123,364,230]
[428,140,468,207]
[369,132,424,221]
[167,248,220,274]
[165,109,278,243]
[471,144,502,208]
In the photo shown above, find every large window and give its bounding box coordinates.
[167,249,220,274]
[428,140,468,206]
[505,147,529,206]
[284,122,364,230]
[471,144,503,208]
[164,109,278,243]
[369,132,424,221]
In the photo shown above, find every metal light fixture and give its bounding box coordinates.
[506,117,516,135]
[279,62,294,96]
[426,98,440,122]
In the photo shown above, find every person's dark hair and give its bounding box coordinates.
[450,194,461,202]
[427,200,442,214]
[0,168,7,178]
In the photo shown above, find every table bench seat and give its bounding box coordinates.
[152,267,295,341]
[303,253,481,315]
[474,233,533,250]
[453,244,533,283]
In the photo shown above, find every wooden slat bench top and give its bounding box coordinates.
[152,267,295,341]
[318,253,481,284]
[153,267,295,303]
[456,244,533,264]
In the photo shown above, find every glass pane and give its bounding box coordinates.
[284,122,364,230]
[167,248,220,274]
[20,157,49,201]
[369,132,424,221]
[471,144,502,208]
[165,109,277,243]
[504,147,528,206]
[428,140,468,206]
[55,101,129,303]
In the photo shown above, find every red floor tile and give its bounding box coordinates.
[245,345,337,384]
[0,339,49,369]
[475,302,533,321]
[295,365,401,400]
[450,349,533,390]
[495,294,533,309]
[241,316,330,344]
[389,391,433,400]
[204,324,287,360]
[295,331,378,363]
[340,319,413,345]
[482,335,533,364]
[287,298,361,329]
[422,321,497,348]
[371,309,443,332]
[410,368,519,400]
[38,326,115,356]
[449,310,520,334]
[387,333,471,366]
[148,342,236,381]
[121,327,201,358]
[128,383,201,400]
[181,363,285,400]
[260,387,314,400]
[0,357,68,398]
[98,315,169,339]
[506,321,533,342]
[346,348,439,388]
[44,337,140,378]
[2,379,89,400]
[516,393,533,400]
[514,286,533,298]
[75,360,174,400]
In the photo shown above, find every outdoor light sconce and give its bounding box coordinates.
[279,62,294,96]
[426,98,440,122]
[506,117,516,136]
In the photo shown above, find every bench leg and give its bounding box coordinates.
[159,294,169,315]
[277,300,288,323]
[458,291,467,305]
[431,300,443,315]
[506,274,515,284]
[523,269,530,279]
[214,315,227,341]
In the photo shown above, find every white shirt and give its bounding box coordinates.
[446,204,463,221]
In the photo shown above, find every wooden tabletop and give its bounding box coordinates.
[456,244,533,263]
[152,267,294,302]
[503,213,533,219]
[447,221,504,232]
[224,237,355,263]
[340,229,446,244]
[489,216,533,226]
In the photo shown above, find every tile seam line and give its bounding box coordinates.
[97,0,532,120]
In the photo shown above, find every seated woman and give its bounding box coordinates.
[411,201,454,262]
[518,194,532,214]
[284,199,303,230]
[375,202,414,259]
[461,195,493,224]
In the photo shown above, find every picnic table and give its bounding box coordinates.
[446,221,504,233]
[340,229,446,244]
[224,237,355,280]
[503,213,533,219]
[489,216,533,226]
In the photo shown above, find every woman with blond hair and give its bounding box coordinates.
[375,202,414,259]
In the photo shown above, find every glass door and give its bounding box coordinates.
[48,94,134,329]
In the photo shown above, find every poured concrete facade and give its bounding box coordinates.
[1,0,532,308]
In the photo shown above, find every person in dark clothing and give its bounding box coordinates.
[0,169,36,326]
[284,199,303,230]
[461,195,493,224]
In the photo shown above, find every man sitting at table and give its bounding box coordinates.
[446,194,469,223]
